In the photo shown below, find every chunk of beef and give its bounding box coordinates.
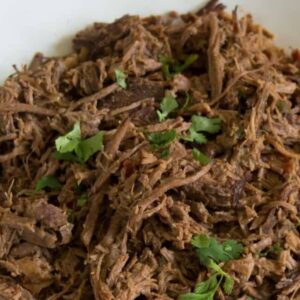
[101,77,165,109]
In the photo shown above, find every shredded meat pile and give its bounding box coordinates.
[1,1,300,299]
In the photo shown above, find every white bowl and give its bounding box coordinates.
[0,0,299,83]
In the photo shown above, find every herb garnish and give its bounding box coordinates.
[191,116,221,134]
[35,176,62,192]
[183,115,221,145]
[147,129,177,158]
[147,129,177,149]
[157,95,179,122]
[192,148,211,165]
[179,235,244,299]
[55,122,104,163]
[159,54,199,79]
[115,69,127,89]
[55,121,81,154]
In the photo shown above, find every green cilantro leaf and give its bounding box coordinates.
[174,54,199,73]
[159,55,175,80]
[179,273,221,300]
[157,95,179,122]
[74,131,104,162]
[181,128,207,144]
[223,276,234,295]
[191,116,221,134]
[179,260,233,299]
[35,176,62,192]
[192,148,211,165]
[115,69,127,89]
[55,122,104,163]
[183,115,221,145]
[160,148,170,158]
[207,260,234,295]
[182,92,190,111]
[192,234,210,248]
[159,54,199,79]
[189,128,208,144]
[222,240,245,260]
[147,129,177,149]
[77,194,88,207]
[55,122,81,153]
[179,293,214,300]
[194,274,219,294]
[192,234,244,266]
[54,151,81,163]
[180,235,244,300]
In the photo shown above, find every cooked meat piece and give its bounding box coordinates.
[63,59,107,96]
[73,15,140,58]
[101,77,165,110]
[0,276,34,300]
[0,227,16,259]
[26,200,69,230]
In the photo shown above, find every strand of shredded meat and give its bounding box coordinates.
[1,1,300,299]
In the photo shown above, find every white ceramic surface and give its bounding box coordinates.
[0,0,299,83]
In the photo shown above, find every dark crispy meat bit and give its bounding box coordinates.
[101,77,165,110]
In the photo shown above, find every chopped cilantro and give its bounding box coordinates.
[174,54,199,73]
[160,148,170,158]
[35,176,62,192]
[179,262,234,299]
[55,122,104,163]
[192,234,244,266]
[74,131,104,162]
[223,276,234,295]
[192,148,211,165]
[206,260,234,295]
[194,274,220,295]
[182,92,190,111]
[147,129,177,149]
[157,95,179,122]
[54,151,81,163]
[115,69,127,89]
[179,274,220,300]
[147,129,177,158]
[191,115,221,134]
[55,121,81,153]
[184,128,207,144]
[182,115,221,145]
[180,235,244,299]
[159,55,175,80]
[159,54,199,79]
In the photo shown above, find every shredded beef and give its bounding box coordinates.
[1,1,300,299]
